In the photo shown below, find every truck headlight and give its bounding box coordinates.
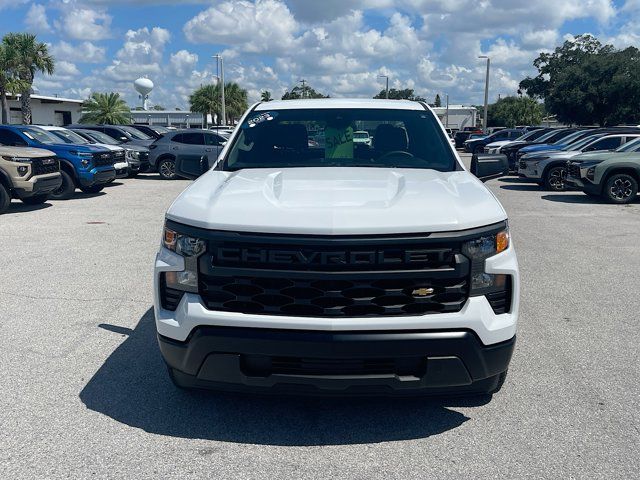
[126,149,140,160]
[162,226,206,292]
[462,227,510,295]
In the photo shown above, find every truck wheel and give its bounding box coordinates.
[603,173,638,204]
[0,184,10,214]
[49,170,75,200]
[543,165,567,191]
[21,194,49,205]
[79,185,104,194]
[158,158,177,180]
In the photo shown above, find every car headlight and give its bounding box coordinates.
[2,156,33,163]
[162,225,206,292]
[462,227,510,295]
[126,149,140,160]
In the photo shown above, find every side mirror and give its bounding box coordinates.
[471,154,509,182]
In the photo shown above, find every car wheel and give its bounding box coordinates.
[21,194,49,205]
[158,158,177,180]
[543,165,567,191]
[0,183,10,214]
[603,173,638,204]
[49,170,75,200]
[79,185,104,194]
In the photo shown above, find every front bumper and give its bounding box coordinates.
[114,161,128,178]
[78,167,116,187]
[517,160,543,179]
[159,326,515,395]
[13,173,63,198]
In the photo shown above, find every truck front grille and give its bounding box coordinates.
[197,232,471,318]
[31,157,59,175]
[92,152,115,167]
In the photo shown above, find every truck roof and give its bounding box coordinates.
[254,98,427,111]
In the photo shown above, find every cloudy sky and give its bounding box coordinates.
[1,0,638,109]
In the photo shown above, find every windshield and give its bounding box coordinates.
[49,129,90,145]
[553,130,590,146]
[563,135,604,151]
[119,126,151,140]
[517,129,547,142]
[224,108,457,172]
[20,127,61,144]
[151,126,169,134]
[80,130,120,145]
[616,137,640,152]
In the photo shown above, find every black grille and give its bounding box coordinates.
[567,162,581,178]
[92,152,115,167]
[113,150,126,162]
[199,274,468,317]
[242,355,426,377]
[31,157,59,175]
[198,232,471,318]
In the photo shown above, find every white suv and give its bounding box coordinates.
[154,99,519,396]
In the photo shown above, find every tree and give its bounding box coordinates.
[281,84,328,100]
[434,94,442,107]
[80,92,131,124]
[487,96,544,127]
[3,33,54,124]
[373,88,426,101]
[260,90,273,102]
[519,35,640,126]
[0,42,28,124]
[189,82,248,124]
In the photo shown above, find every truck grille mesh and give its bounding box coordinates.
[31,157,59,175]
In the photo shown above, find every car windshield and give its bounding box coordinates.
[553,130,590,146]
[20,127,61,144]
[615,137,640,152]
[563,135,604,151]
[49,129,90,145]
[81,130,120,145]
[224,108,457,172]
[516,129,546,142]
[119,126,151,140]
[151,126,169,134]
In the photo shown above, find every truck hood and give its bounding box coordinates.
[0,146,55,157]
[166,167,507,235]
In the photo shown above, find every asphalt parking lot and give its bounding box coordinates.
[1,153,639,479]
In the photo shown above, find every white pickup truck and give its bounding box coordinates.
[154,98,519,397]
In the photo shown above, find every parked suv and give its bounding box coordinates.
[465,128,525,154]
[68,124,154,148]
[128,124,169,140]
[0,144,61,213]
[0,125,116,199]
[148,129,227,180]
[154,99,519,397]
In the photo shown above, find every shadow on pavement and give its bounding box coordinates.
[6,201,52,214]
[499,177,531,184]
[499,184,541,191]
[541,194,609,204]
[80,308,482,446]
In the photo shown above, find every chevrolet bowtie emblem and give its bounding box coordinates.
[412,287,434,297]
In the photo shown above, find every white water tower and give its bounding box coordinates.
[134,77,154,110]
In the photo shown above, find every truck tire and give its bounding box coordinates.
[0,183,10,214]
[158,158,177,180]
[50,170,75,200]
[543,165,567,191]
[603,173,638,204]
[79,185,105,194]
[21,194,49,205]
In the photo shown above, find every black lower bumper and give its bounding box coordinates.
[158,327,515,396]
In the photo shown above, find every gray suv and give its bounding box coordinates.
[148,129,226,180]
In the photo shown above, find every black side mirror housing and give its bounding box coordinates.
[470,154,509,182]
[175,155,210,180]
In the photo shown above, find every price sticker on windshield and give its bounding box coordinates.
[246,112,277,128]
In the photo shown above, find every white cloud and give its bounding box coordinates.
[116,27,171,65]
[169,50,199,76]
[49,41,106,63]
[55,4,112,40]
[25,3,51,32]
[184,0,298,54]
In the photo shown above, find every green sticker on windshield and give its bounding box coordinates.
[325,126,354,159]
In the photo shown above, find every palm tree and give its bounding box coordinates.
[3,33,54,124]
[0,42,28,124]
[189,82,248,125]
[261,90,273,102]
[80,92,131,124]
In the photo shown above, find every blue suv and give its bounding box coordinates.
[0,125,116,199]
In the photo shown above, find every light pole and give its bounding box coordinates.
[213,54,225,126]
[478,55,490,132]
[445,93,449,128]
[377,75,389,99]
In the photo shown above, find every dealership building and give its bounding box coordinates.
[6,94,84,125]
